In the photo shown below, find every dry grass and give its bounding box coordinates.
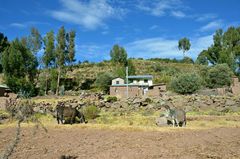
[1,110,240,132]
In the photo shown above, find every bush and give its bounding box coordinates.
[170,73,202,94]
[104,96,117,102]
[180,56,194,64]
[83,105,100,120]
[207,64,233,88]
[94,72,114,93]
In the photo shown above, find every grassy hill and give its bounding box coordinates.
[63,59,203,90]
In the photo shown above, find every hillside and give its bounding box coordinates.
[0,59,204,91]
[64,59,202,89]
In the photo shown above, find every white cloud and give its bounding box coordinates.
[125,35,213,60]
[171,11,186,18]
[200,20,223,32]
[190,35,213,59]
[10,23,26,28]
[195,14,217,22]
[149,25,158,30]
[137,0,186,18]
[49,0,126,30]
[9,21,50,29]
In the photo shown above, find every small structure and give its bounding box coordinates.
[112,78,124,85]
[0,84,11,97]
[110,75,166,98]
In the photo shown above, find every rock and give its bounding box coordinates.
[225,99,236,106]
[132,98,142,104]
[155,117,169,127]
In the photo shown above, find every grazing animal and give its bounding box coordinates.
[56,105,87,124]
[163,105,186,127]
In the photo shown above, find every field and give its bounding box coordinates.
[1,113,240,159]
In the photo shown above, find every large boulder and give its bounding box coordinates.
[155,117,169,127]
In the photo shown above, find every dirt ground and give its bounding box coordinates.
[0,125,240,159]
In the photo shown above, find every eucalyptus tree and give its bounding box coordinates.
[43,30,55,94]
[178,37,191,57]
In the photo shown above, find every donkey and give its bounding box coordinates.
[162,105,186,127]
[56,105,87,124]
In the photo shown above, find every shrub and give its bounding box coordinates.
[170,73,202,94]
[207,64,233,88]
[104,96,117,102]
[180,56,194,64]
[94,72,114,93]
[83,105,100,120]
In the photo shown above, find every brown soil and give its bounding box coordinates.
[0,126,240,159]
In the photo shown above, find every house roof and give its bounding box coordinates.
[111,83,149,87]
[113,77,124,80]
[128,75,153,79]
[0,84,9,89]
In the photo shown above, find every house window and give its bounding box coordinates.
[116,81,119,84]
[144,79,148,83]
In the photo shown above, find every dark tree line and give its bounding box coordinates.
[0,26,76,96]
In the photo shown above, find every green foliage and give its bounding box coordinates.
[110,44,128,66]
[195,50,209,65]
[94,72,114,93]
[0,32,9,72]
[113,66,126,79]
[2,39,38,96]
[148,58,179,63]
[180,56,194,64]
[196,26,240,70]
[66,30,76,65]
[207,64,233,88]
[170,73,202,94]
[80,79,95,90]
[0,110,10,120]
[28,27,42,54]
[178,37,191,57]
[43,30,55,68]
[83,105,100,120]
[152,64,180,76]
[50,69,58,93]
[56,26,67,67]
[104,96,117,102]
[127,59,136,75]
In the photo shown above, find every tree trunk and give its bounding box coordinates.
[45,69,48,95]
[56,66,61,95]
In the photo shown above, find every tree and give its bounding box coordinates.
[178,37,191,57]
[2,39,38,96]
[95,72,114,93]
[28,27,42,54]
[66,30,76,65]
[110,44,128,66]
[42,30,55,95]
[196,26,240,71]
[0,33,9,72]
[195,50,208,65]
[56,26,67,95]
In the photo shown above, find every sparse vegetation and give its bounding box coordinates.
[83,105,100,120]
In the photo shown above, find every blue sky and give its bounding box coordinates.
[0,0,240,62]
